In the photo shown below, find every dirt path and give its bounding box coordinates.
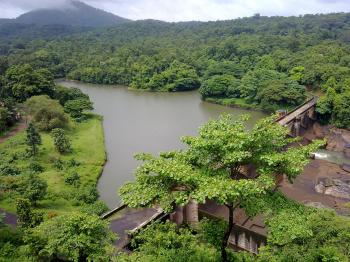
[0,119,27,144]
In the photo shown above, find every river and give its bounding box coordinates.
[58,80,267,207]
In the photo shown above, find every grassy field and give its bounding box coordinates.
[0,114,106,214]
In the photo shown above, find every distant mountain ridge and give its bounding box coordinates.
[4,1,130,27]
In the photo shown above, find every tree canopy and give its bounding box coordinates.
[120,114,323,261]
[25,212,116,262]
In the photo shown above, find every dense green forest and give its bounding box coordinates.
[1,12,350,126]
[1,11,350,262]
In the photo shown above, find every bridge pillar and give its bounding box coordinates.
[184,199,199,228]
[238,232,248,249]
[170,205,184,225]
[249,235,258,254]
[293,117,301,137]
[300,112,308,129]
[308,104,316,120]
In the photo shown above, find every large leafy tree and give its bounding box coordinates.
[25,212,116,262]
[259,209,350,262]
[199,74,241,99]
[120,114,323,261]
[147,60,200,91]
[64,98,93,119]
[4,64,55,102]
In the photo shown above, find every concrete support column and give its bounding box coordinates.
[249,235,257,254]
[170,205,184,225]
[185,199,199,228]
[293,119,301,137]
[238,232,246,249]
[228,231,236,245]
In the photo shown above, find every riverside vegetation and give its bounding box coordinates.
[1,13,350,127]
[0,7,350,262]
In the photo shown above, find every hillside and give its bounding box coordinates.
[12,0,130,27]
[1,12,350,127]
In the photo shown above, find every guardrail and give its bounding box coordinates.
[275,97,317,124]
[100,203,127,219]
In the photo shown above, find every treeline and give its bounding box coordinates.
[0,59,93,133]
[1,13,350,124]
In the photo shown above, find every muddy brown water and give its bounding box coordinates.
[58,80,267,207]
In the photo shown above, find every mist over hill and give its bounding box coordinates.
[2,0,130,28]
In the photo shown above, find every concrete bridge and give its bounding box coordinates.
[276,97,317,136]
[101,205,166,250]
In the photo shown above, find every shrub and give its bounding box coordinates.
[28,162,44,174]
[67,158,80,167]
[76,186,99,204]
[24,95,69,131]
[52,158,64,170]
[81,201,109,215]
[0,164,20,176]
[17,173,47,205]
[64,172,80,187]
[51,128,71,154]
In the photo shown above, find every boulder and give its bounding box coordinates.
[315,178,350,199]
[315,182,325,194]
[326,128,350,152]
[312,122,329,138]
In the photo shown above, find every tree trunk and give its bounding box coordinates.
[221,204,234,262]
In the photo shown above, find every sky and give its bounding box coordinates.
[0,0,349,22]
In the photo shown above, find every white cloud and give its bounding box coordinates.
[0,0,349,21]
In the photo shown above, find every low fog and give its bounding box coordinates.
[1,0,349,22]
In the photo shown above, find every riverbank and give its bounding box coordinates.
[0,114,106,214]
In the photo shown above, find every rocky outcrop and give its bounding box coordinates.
[315,177,350,199]
[312,122,331,139]
[326,128,350,153]
[308,123,350,157]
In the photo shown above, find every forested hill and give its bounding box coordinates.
[0,0,129,30]
[1,12,350,127]
[0,1,129,39]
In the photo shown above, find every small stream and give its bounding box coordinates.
[314,149,350,165]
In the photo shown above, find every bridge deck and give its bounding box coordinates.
[108,207,162,248]
[277,98,316,126]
